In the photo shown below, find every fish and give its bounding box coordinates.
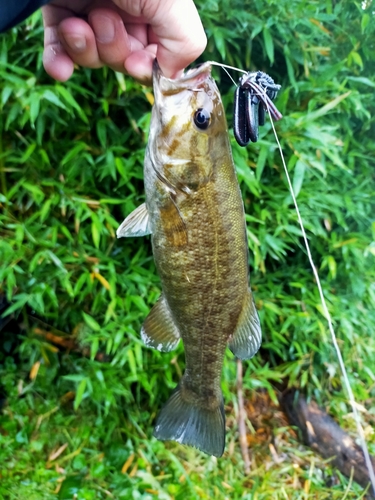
[117,59,262,457]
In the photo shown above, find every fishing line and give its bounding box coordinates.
[208,61,239,87]
[209,61,248,76]
[208,61,374,488]
[220,66,238,87]
[265,96,375,495]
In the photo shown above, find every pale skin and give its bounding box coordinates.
[42,0,207,83]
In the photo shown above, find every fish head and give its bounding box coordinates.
[150,60,229,192]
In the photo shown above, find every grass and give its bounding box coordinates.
[1,376,371,499]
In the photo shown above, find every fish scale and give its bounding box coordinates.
[117,59,262,457]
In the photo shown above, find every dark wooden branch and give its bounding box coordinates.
[237,359,251,474]
[32,326,109,362]
[280,389,375,498]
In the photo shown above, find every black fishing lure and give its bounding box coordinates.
[233,71,282,146]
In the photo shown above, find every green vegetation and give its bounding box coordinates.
[1,0,375,498]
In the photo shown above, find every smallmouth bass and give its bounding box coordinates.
[117,60,261,457]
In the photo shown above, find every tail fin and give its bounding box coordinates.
[153,384,225,457]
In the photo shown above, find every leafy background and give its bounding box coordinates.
[1,0,375,498]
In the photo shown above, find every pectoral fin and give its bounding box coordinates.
[229,289,262,360]
[141,295,180,352]
[116,203,151,238]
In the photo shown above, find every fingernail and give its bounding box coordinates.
[91,15,115,44]
[64,35,86,52]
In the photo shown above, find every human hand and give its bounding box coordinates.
[42,0,206,83]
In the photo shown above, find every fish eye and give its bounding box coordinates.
[193,108,211,130]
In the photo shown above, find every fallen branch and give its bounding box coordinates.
[32,326,109,362]
[280,389,375,498]
[237,359,251,474]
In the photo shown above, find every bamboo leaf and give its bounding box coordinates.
[292,160,306,198]
[82,312,101,332]
[74,378,87,410]
[263,27,274,64]
[296,91,352,125]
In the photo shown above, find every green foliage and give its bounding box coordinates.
[1,1,375,497]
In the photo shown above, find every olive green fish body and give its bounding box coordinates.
[117,61,261,457]
[148,146,248,401]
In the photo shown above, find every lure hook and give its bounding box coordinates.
[233,71,282,146]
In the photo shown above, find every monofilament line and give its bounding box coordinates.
[266,103,375,496]
[209,61,244,87]
[209,61,248,76]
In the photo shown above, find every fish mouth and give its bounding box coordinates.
[153,59,212,94]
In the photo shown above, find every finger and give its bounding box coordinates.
[88,9,133,73]
[114,0,207,77]
[124,44,158,84]
[153,0,207,77]
[42,5,75,81]
[125,22,148,49]
[58,17,102,70]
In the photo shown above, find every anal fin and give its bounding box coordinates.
[116,202,151,238]
[229,288,262,360]
[141,295,180,352]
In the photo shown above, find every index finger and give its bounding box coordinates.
[114,0,207,77]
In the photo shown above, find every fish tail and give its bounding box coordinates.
[153,383,225,457]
